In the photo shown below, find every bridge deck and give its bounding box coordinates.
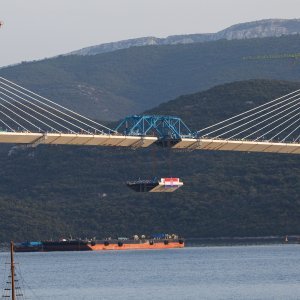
[174,138,300,154]
[0,132,157,147]
[1,132,300,154]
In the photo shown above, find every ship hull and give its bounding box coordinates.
[14,240,184,252]
[127,178,183,192]
[89,241,184,251]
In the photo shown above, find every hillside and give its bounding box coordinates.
[69,19,300,56]
[1,79,300,241]
[1,35,300,121]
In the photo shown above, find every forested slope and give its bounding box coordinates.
[1,35,300,120]
[0,80,300,241]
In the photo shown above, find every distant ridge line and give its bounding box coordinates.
[68,18,300,56]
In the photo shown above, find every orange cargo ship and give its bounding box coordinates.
[14,235,184,252]
[90,239,184,251]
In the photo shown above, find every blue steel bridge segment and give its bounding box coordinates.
[115,115,194,140]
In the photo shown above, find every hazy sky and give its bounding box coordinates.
[0,0,299,67]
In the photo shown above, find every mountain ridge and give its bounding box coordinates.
[68,19,300,56]
[1,34,300,121]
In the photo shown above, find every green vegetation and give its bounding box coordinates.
[1,35,300,121]
[0,79,300,241]
[243,53,300,61]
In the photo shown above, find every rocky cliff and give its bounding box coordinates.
[69,19,300,56]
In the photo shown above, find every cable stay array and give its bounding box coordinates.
[0,77,116,135]
[0,76,300,154]
[0,77,156,148]
[196,89,300,143]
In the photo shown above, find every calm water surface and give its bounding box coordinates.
[1,245,300,299]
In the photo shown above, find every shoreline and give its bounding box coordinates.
[1,235,299,251]
[186,235,299,247]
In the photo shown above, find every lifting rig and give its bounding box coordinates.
[116,116,189,192]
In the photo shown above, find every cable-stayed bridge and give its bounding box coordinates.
[0,76,300,154]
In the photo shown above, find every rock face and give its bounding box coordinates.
[68,19,300,56]
[67,35,212,56]
[215,19,300,40]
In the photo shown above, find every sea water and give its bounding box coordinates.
[0,244,300,299]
